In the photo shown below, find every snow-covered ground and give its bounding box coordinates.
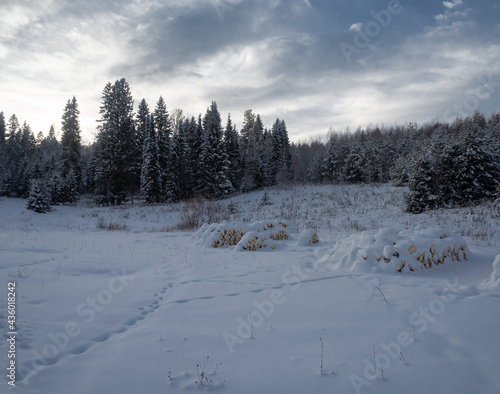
[1,184,499,394]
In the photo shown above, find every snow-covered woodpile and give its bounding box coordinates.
[326,226,469,274]
[194,220,319,251]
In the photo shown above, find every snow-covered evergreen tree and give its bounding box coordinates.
[14,122,36,198]
[323,137,342,183]
[343,141,364,184]
[453,120,500,204]
[181,116,202,198]
[154,96,172,200]
[60,97,82,198]
[223,114,243,192]
[271,119,292,185]
[136,99,150,148]
[26,179,51,213]
[140,114,162,203]
[135,99,150,189]
[198,101,234,198]
[240,111,271,190]
[93,79,137,205]
[164,127,185,202]
[405,154,437,214]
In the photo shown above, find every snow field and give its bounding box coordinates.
[0,184,499,394]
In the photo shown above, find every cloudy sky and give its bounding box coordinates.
[1,0,499,142]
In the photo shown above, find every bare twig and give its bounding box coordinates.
[368,276,388,303]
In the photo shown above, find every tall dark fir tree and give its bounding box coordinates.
[223,114,243,192]
[271,119,292,185]
[198,101,234,198]
[60,96,82,201]
[153,96,172,199]
[93,78,137,205]
[140,114,162,203]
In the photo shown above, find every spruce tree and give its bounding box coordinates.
[26,179,51,213]
[140,115,162,203]
[198,101,234,198]
[164,128,185,202]
[60,97,82,197]
[250,114,266,188]
[239,110,256,191]
[183,116,203,198]
[93,79,137,205]
[323,137,344,183]
[453,120,500,204]
[136,99,150,147]
[271,119,292,185]
[16,122,36,198]
[259,128,273,187]
[154,96,172,200]
[135,99,150,188]
[405,154,437,214]
[344,142,364,184]
[224,114,243,191]
[240,111,268,190]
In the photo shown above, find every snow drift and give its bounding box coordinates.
[480,253,500,290]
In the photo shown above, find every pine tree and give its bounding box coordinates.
[15,122,36,198]
[224,114,243,191]
[182,116,203,198]
[93,79,137,205]
[136,99,150,147]
[60,97,82,197]
[26,179,51,213]
[154,96,172,200]
[271,119,292,185]
[198,101,234,198]
[306,140,327,183]
[140,115,162,203]
[135,99,150,188]
[323,137,344,183]
[453,120,500,204]
[251,115,267,188]
[164,128,185,202]
[260,128,274,187]
[344,142,364,184]
[239,110,256,191]
[240,111,269,190]
[405,154,437,214]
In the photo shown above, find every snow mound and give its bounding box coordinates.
[480,254,500,290]
[326,226,468,274]
[193,220,319,251]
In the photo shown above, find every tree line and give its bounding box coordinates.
[0,78,292,211]
[0,78,498,213]
[292,112,500,213]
